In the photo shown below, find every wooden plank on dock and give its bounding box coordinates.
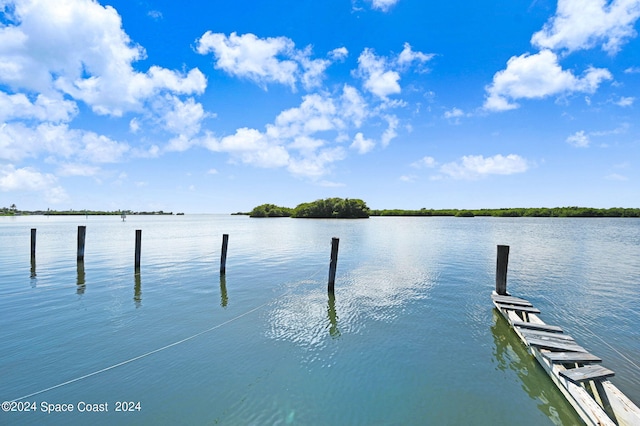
[518,328,575,342]
[491,294,533,307]
[526,337,586,352]
[494,302,541,314]
[511,320,563,333]
[560,365,615,384]
[543,351,602,364]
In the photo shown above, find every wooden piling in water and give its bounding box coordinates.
[134,229,142,271]
[30,228,36,260]
[77,226,86,261]
[496,245,509,295]
[328,237,339,293]
[220,234,229,274]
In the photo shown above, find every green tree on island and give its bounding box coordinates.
[249,204,293,217]
[248,198,371,218]
[292,198,370,218]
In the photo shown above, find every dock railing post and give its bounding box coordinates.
[220,234,229,274]
[77,225,86,261]
[328,237,339,293]
[30,228,36,260]
[496,245,509,295]
[134,229,142,271]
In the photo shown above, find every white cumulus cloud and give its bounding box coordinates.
[397,42,435,69]
[0,92,77,123]
[0,0,206,116]
[380,114,398,147]
[356,44,433,99]
[484,50,612,111]
[439,154,529,180]
[370,0,400,12]
[0,121,129,163]
[356,48,402,99]
[566,130,590,147]
[197,87,392,179]
[0,164,68,203]
[329,47,349,61]
[615,96,635,106]
[197,31,298,89]
[196,32,341,91]
[531,0,640,55]
[351,132,375,154]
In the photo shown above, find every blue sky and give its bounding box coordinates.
[1,0,639,213]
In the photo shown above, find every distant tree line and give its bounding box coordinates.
[370,207,640,218]
[1,207,175,216]
[249,198,370,218]
[1,204,18,215]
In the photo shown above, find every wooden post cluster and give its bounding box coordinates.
[496,245,509,295]
[328,237,340,293]
[220,234,229,274]
[77,226,86,261]
[28,229,348,295]
[134,229,142,271]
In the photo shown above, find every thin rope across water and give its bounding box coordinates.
[11,263,327,402]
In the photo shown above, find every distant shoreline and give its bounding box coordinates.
[369,207,640,218]
[236,206,640,218]
[0,209,180,216]
[3,206,640,218]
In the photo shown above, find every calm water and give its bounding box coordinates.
[1,215,638,425]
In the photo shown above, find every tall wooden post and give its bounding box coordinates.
[328,237,339,293]
[30,228,37,278]
[496,245,509,295]
[134,229,142,271]
[30,228,36,260]
[220,234,229,274]
[77,226,86,261]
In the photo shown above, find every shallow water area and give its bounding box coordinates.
[1,215,638,425]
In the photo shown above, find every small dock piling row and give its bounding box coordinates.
[28,228,341,292]
[492,245,640,426]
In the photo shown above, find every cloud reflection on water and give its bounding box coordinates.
[265,261,438,363]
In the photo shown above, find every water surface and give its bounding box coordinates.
[1,215,638,425]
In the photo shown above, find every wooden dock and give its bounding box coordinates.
[492,245,640,426]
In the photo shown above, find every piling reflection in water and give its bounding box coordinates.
[490,309,582,425]
[266,264,435,357]
[134,272,142,308]
[76,260,85,295]
[30,258,37,280]
[219,274,228,308]
[327,292,340,338]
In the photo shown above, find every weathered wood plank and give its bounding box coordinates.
[543,351,602,364]
[560,365,615,384]
[494,302,541,314]
[601,381,640,426]
[526,337,586,352]
[518,328,575,342]
[511,320,563,333]
[491,291,640,426]
[491,294,533,307]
